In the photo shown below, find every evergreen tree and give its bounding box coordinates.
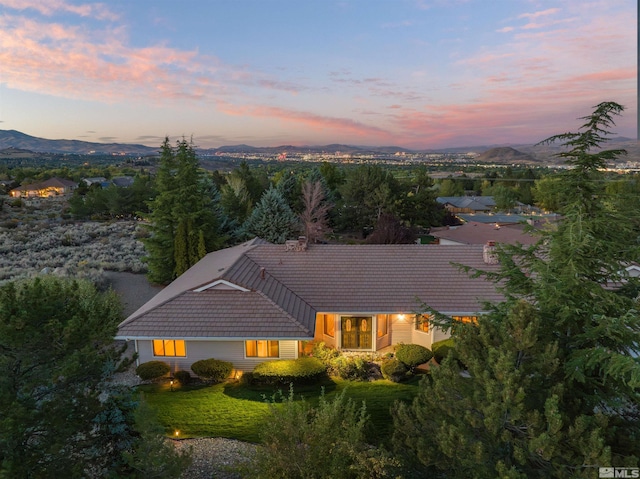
[144,138,224,284]
[392,102,640,478]
[0,276,190,477]
[243,186,300,243]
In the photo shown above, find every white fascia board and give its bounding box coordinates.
[193,279,250,292]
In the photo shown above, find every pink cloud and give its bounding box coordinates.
[518,8,560,20]
[0,0,119,21]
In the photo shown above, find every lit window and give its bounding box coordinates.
[377,314,389,337]
[246,340,279,358]
[153,339,186,357]
[415,314,431,333]
[322,314,335,337]
[452,316,478,324]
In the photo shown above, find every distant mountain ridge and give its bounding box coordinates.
[0,129,637,162]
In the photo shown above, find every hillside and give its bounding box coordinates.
[474,147,538,164]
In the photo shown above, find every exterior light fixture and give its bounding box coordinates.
[174,430,180,437]
[170,378,174,392]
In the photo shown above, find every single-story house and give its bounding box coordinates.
[9,177,78,198]
[116,238,503,373]
[437,196,496,214]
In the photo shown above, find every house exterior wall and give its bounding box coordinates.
[411,328,432,349]
[389,315,412,346]
[136,339,299,374]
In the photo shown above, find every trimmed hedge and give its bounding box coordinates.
[381,359,408,383]
[432,338,456,364]
[136,360,170,381]
[395,343,433,370]
[252,357,327,385]
[191,358,233,383]
[174,370,191,385]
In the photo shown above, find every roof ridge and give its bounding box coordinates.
[255,289,314,336]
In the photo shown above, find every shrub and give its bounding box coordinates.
[136,360,170,381]
[310,341,340,365]
[432,338,456,364]
[395,343,433,370]
[191,358,233,383]
[252,357,327,386]
[328,355,369,381]
[245,387,400,478]
[174,370,191,385]
[381,359,408,383]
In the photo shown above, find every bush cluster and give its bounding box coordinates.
[309,341,340,364]
[191,358,233,382]
[173,370,191,385]
[136,360,170,381]
[328,355,370,381]
[431,338,456,364]
[395,343,433,370]
[381,359,408,383]
[252,357,327,385]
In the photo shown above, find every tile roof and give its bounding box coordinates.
[117,240,504,340]
[431,221,539,246]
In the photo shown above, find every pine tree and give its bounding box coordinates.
[243,186,300,243]
[392,102,640,478]
[0,276,190,477]
[144,137,224,284]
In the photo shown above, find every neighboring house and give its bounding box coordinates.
[431,221,539,246]
[82,177,110,187]
[9,177,78,198]
[437,196,496,214]
[116,238,503,374]
[111,176,135,188]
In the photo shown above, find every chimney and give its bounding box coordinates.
[284,236,308,252]
[483,240,499,265]
[260,267,266,279]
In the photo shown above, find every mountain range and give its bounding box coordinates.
[0,129,637,163]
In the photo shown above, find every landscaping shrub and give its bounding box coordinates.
[431,338,456,364]
[191,358,233,383]
[395,343,433,371]
[381,359,408,383]
[252,357,327,386]
[328,355,369,381]
[310,341,340,365]
[136,360,170,381]
[174,370,191,385]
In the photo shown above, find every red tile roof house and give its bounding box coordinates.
[116,238,503,375]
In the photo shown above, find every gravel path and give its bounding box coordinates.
[171,437,258,479]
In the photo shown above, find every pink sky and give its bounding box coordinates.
[0,0,636,149]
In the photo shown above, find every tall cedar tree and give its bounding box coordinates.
[392,102,640,478]
[243,186,300,243]
[0,276,190,477]
[144,138,223,283]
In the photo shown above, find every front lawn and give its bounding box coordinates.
[139,376,421,444]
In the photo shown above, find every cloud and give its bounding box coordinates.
[518,8,560,20]
[496,26,514,33]
[0,0,119,21]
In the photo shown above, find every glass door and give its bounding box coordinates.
[341,316,372,350]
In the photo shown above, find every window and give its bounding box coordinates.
[153,339,186,357]
[322,313,335,337]
[246,340,279,358]
[377,314,389,337]
[415,314,431,333]
[452,316,478,324]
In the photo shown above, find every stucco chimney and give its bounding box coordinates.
[483,240,499,265]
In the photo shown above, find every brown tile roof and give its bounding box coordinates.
[118,290,313,338]
[431,221,539,246]
[117,240,504,340]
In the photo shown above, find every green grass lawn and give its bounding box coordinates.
[139,375,422,444]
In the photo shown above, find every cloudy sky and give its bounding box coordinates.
[0,0,636,149]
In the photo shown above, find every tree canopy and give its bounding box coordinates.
[392,102,640,478]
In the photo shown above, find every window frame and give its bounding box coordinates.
[245,340,280,358]
[152,339,187,357]
[415,314,431,333]
[322,313,335,338]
